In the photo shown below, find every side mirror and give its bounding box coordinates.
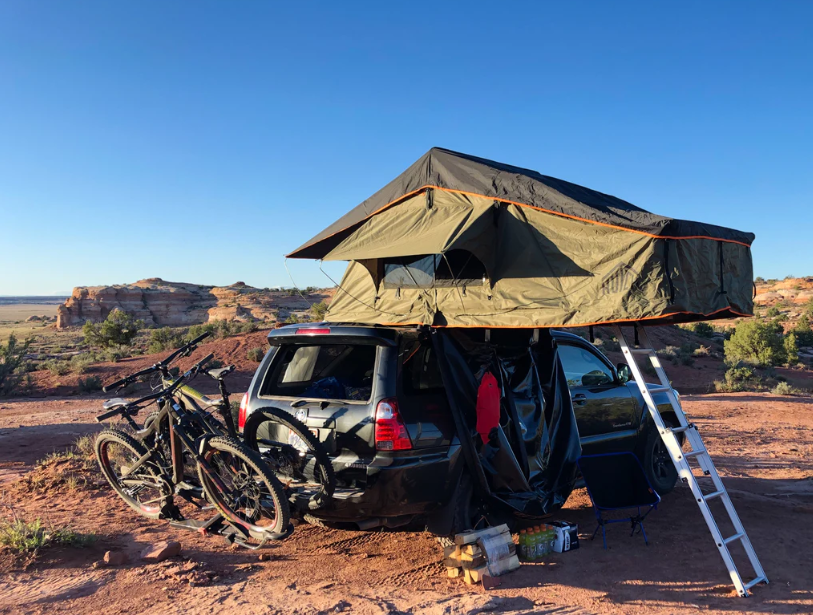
[617,363,632,384]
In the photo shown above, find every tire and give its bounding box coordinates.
[641,420,679,495]
[243,407,336,505]
[95,429,164,520]
[198,436,291,542]
[435,472,479,547]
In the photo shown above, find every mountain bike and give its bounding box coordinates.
[94,335,292,547]
[168,356,337,512]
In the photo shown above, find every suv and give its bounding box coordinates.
[239,324,680,532]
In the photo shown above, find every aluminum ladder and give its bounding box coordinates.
[612,325,768,597]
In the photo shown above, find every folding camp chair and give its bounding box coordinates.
[577,452,661,548]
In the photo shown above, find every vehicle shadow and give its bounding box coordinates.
[508,477,813,613]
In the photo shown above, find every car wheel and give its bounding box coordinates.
[642,420,680,494]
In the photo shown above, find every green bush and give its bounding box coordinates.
[42,359,71,376]
[784,332,799,365]
[714,364,762,392]
[247,347,265,362]
[792,315,813,347]
[310,301,329,322]
[101,346,128,363]
[77,375,103,393]
[187,319,258,340]
[148,327,188,353]
[0,334,32,396]
[685,322,714,338]
[659,342,697,366]
[724,320,786,367]
[754,276,765,284]
[69,353,95,374]
[83,309,143,348]
[765,306,781,318]
[771,381,803,396]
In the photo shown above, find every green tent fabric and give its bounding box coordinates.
[288,148,754,328]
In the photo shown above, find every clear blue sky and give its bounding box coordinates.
[1,1,810,295]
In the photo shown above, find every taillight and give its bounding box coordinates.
[374,398,412,451]
[296,328,330,335]
[238,392,249,430]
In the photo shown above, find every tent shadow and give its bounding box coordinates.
[521,476,813,613]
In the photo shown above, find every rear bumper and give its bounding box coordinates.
[306,444,463,522]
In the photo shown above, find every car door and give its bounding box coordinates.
[557,342,639,455]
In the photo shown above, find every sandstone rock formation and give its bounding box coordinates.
[56,278,332,329]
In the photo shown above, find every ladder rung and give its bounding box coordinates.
[629,347,655,355]
[647,385,672,394]
[704,490,726,501]
[684,450,706,459]
[744,576,766,591]
[670,424,694,434]
[723,532,744,544]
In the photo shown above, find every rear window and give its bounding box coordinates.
[262,343,376,401]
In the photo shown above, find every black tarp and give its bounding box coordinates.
[431,328,581,519]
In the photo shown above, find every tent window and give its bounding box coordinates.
[382,250,486,288]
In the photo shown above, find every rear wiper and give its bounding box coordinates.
[291,399,338,409]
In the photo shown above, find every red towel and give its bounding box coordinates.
[476,371,501,444]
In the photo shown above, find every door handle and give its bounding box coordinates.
[572,394,587,406]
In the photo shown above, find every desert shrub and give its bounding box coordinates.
[724,320,786,367]
[148,327,188,353]
[754,276,765,284]
[285,313,302,324]
[247,347,265,362]
[42,359,71,376]
[714,364,762,393]
[685,322,714,338]
[187,319,258,341]
[765,306,781,318]
[0,516,95,553]
[792,315,813,347]
[310,301,329,322]
[69,353,95,374]
[771,381,803,396]
[659,343,697,366]
[83,309,143,348]
[784,332,799,365]
[101,345,128,363]
[77,375,103,393]
[693,345,711,357]
[0,333,32,396]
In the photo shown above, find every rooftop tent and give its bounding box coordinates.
[288,148,755,328]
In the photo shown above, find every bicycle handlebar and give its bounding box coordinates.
[102,331,212,392]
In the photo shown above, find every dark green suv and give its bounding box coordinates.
[239,324,680,532]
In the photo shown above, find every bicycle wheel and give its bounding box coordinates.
[243,407,336,507]
[197,436,291,542]
[95,429,165,519]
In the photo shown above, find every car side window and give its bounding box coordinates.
[557,343,615,387]
[400,340,445,394]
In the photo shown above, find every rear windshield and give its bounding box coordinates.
[262,343,376,402]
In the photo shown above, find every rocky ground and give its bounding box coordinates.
[0,392,811,614]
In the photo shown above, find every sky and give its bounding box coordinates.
[0,1,811,295]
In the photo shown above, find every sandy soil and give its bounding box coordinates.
[0,392,811,614]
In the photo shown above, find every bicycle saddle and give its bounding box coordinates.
[103,398,130,410]
[207,365,235,380]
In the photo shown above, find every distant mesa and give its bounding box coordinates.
[56,279,333,329]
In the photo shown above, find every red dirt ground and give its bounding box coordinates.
[1,392,811,614]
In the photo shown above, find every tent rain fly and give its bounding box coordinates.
[288,147,754,328]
